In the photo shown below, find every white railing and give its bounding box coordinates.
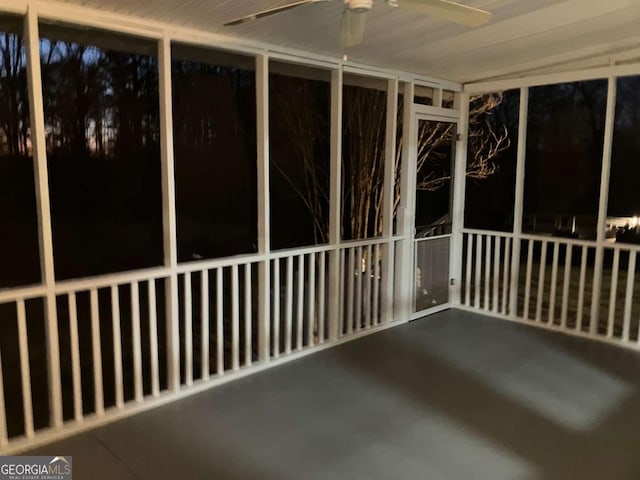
[460,228,640,350]
[339,240,385,335]
[0,237,404,453]
[461,230,514,316]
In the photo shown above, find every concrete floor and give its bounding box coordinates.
[28,309,640,479]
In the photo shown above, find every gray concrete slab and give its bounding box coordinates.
[28,432,136,479]
[28,310,640,479]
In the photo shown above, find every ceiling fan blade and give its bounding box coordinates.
[397,0,491,27]
[224,0,331,26]
[341,9,368,48]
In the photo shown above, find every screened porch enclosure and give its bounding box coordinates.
[459,75,640,348]
[0,0,640,469]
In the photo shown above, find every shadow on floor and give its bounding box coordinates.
[331,310,640,479]
[29,309,640,479]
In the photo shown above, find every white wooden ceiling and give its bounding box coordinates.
[54,0,640,83]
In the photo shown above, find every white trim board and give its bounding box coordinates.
[465,62,640,93]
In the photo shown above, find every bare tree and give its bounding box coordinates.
[271,86,510,241]
[341,85,387,240]
[411,93,508,192]
[0,32,29,156]
[270,73,330,244]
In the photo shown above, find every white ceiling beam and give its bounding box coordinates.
[2,0,27,14]
[461,31,640,84]
[521,45,640,77]
[464,62,640,94]
[400,0,640,63]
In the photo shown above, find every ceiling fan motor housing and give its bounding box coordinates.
[345,0,374,13]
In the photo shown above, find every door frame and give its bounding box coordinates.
[410,109,459,320]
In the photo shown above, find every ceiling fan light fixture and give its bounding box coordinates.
[345,0,374,13]
[224,0,492,45]
[341,8,368,47]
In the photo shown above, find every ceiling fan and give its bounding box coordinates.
[224,0,492,48]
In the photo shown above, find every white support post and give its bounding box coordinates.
[589,77,616,335]
[244,263,252,365]
[216,268,224,373]
[148,279,160,395]
[394,82,416,321]
[450,91,469,305]
[509,87,529,316]
[622,252,635,341]
[576,246,588,330]
[433,88,443,109]
[90,289,104,414]
[317,251,326,341]
[272,260,280,356]
[231,265,240,369]
[256,53,271,360]
[158,35,180,392]
[17,300,33,438]
[24,7,63,429]
[183,274,193,385]
[381,78,398,323]
[68,293,83,419]
[130,282,143,400]
[328,67,343,340]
